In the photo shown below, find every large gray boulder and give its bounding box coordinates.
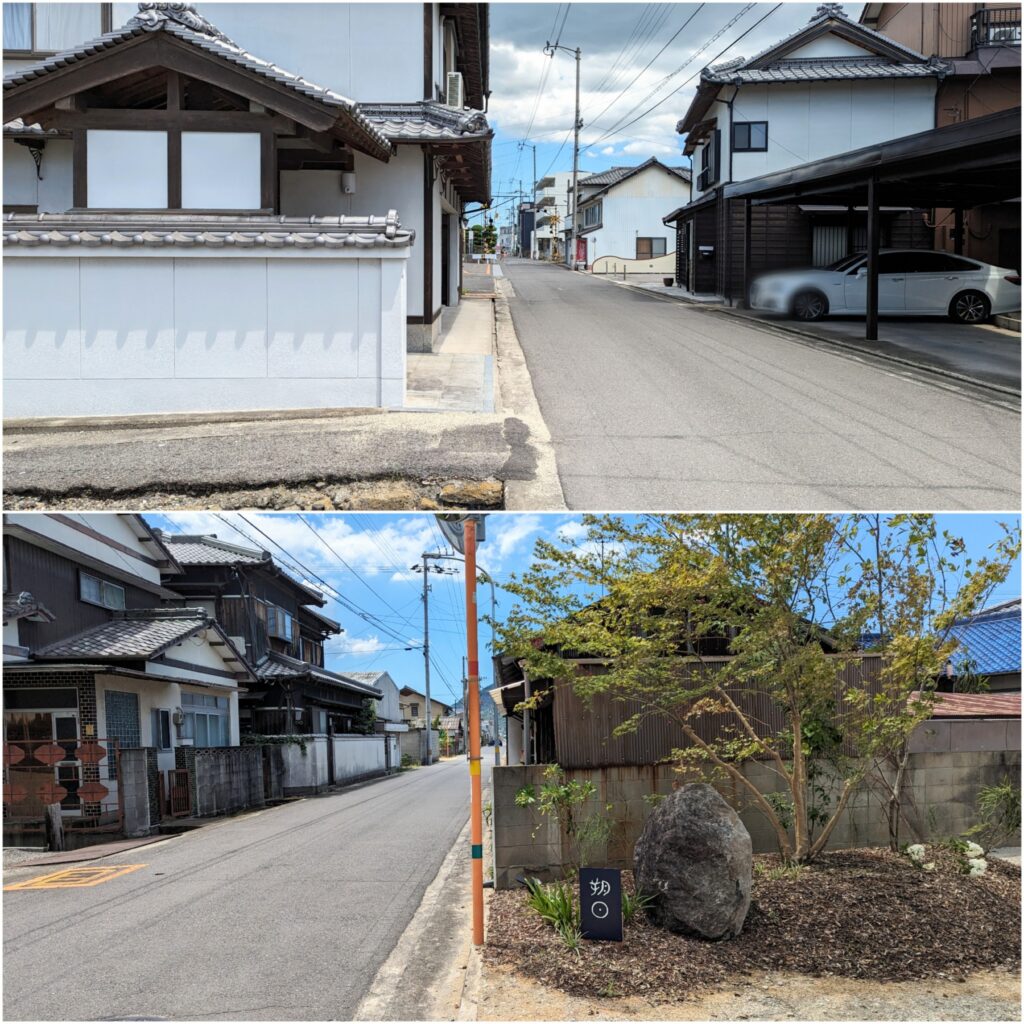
[634,783,752,940]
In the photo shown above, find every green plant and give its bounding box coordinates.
[356,698,377,736]
[483,799,493,827]
[621,888,656,925]
[523,876,580,946]
[399,753,418,770]
[241,733,308,754]
[753,860,806,881]
[642,792,666,808]
[965,776,1021,852]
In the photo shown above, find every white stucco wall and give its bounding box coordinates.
[332,734,387,782]
[691,77,938,199]
[4,248,409,417]
[581,166,689,263]
[110,2,426,102]
[280,147,425,316]
[3,138,74,213]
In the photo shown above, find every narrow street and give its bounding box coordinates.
[503,260,1021,510]
[3,759,471,1022]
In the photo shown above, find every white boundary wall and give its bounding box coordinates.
[4,246,409,418]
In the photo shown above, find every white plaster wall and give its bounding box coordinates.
[95,674,178,777]
[181,131,261,209]
[280,146,424,316]
[121,3,426,102]
[372,673,402,722]
[691,79,937,198]
[3,138,74,212]
[785,36,876,59]
[4,513,165,586]
[87,130,168,208]
[4,249,409,417]
[332,734,387,782]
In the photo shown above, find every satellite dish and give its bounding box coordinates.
[435,515,487,554]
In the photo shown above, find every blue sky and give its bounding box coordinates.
[474,2,868,229]
[144,512,1019,703]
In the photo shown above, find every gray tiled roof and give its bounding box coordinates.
[34,609,211,660]
[703,57,947,84]
[580,162,690,188]
[3,592,56,623]
[3,118,65,137]
[256,652,383,697]
[361,102,491,142]
[3,212,415,250]
[160,534,265,566]
[3,2,391,157]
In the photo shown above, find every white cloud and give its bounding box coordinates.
[329,633,386,656]
[600,145,616,156]
[557,519,589,544]
[622,140,675,156]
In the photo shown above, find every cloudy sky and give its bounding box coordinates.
[480,1,867,227]
[143,512,1020,707]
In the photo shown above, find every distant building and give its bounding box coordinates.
[946,599,1021,692]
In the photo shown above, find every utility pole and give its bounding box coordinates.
[544,40,582,269]
[412,552,459,765]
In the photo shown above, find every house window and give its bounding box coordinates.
[4,4,108,56]
[697,129,720,191]
[301,638,323,667]
[181,692,230,747]
[151,708,172,750]
[582,202,602,228]
[732,121,768,152]
[266,605,294,641]
[410,702,419,718]
[636,237,667,260]
[79,571,126,610]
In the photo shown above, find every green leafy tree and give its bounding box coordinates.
[495,515,1019,864]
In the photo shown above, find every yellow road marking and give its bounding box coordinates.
[4,864,146,890]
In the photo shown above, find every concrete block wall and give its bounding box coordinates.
[193,746,265,817]
[120,748,152,837]
[492,729,1021,888]
[399,728,441,764]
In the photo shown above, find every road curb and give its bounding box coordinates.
[599,274,1021,409]
[492,278,568,511]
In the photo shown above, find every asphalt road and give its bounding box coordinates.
[503,260,1021,510]
[2,759,471,1021]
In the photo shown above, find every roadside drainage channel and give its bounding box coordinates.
[2,477,507,512]
[594,273,1021,412]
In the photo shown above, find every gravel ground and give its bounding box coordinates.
[3,846,47,869]
[485,849,1021,1004]
[3,477,504,511]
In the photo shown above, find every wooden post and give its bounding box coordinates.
[742,198,752,309]
[44,803,65,852]
[866,175,879,342]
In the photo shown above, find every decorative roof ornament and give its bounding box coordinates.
[812,3,847,22]
[130,2,233,44]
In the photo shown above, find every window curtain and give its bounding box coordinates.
[34,3,101,52]
[3,4,32,50]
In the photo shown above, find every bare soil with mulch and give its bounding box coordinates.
[485,849,1021,1003]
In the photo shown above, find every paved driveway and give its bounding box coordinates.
[3,759,470,1021]
[503,260,1020,510]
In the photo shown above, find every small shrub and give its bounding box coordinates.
[524,876,578,932]
[965,776,1021,852]
[622,888,655,925]
[754,860,806,881]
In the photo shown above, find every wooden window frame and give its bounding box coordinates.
[78,569,126,611]
[635,237,667,260]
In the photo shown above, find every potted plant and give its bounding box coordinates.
[663,276,674,287]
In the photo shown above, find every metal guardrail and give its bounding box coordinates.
[971,7,1021,49]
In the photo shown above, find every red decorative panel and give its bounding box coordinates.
[76,781,109,803]
[34,743,68,766]
[35,780,68,804]
[75,741,107,765]
[3,745,26,768]
[3,783,27,804]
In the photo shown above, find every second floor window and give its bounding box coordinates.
[3,3,107,55]
[697,129,721,192]
[79,571,125,610]
[410,703,419,717]
[582,202,602,228]
[732,121,768,153]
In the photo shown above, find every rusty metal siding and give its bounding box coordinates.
[552,656,884,769]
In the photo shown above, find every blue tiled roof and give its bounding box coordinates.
[949,602,1021,676]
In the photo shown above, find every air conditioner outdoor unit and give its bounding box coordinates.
[445,71,464,109]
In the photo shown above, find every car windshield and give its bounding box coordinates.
[825,254,865,272]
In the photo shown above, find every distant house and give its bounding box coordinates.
[156,532,383,735]
[664,3,944,300]
[532,171,573,260]
[3,514,254,840]
[946,599,1021,692]
[338,669,407,771]
[398,685,452,728]
[571,158,691,272]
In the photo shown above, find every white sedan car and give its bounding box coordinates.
[749,249,1020,324]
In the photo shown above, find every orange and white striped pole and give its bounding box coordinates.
[463,517,484,946]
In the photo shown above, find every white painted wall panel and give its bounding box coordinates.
[3,139,74,212]
[173,260,268,378]
[181,132,261,209]
[4,249,409,417]
[87,130,168,208]
[80,259,176,379]
[267,260,362,378]
[3,258,82,379]
[786,36,875,59]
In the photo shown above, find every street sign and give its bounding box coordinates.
[435,514,487,554]
[579,867,622,942]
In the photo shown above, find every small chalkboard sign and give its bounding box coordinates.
[579,867,622,942]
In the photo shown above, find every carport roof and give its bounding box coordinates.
[722,107,1020,210]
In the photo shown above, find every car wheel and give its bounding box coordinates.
[791,290,828,322]
[949,290,991,324]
